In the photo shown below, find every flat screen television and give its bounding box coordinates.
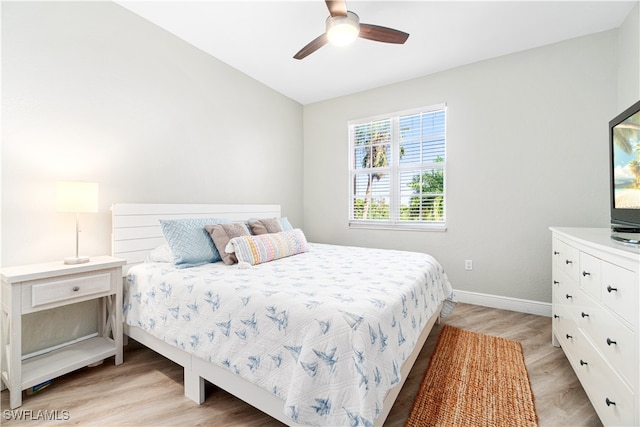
[610,99,640,245]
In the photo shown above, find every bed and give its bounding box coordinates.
[112,203,454,426]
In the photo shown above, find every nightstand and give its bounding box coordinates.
[0,256,126,409]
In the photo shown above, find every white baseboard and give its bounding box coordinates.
[455,290,551,317]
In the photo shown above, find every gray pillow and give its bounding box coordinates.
[248,217,284,235]
[205,222,250,265]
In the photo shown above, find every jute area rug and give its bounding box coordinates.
[405,325,538,427]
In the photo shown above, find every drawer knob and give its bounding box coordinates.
[565,260,573,265]
[553,280,560,285]
[581,312,589,318]
[554,251,560,255]
[605,398,616,407]
[582,271,590,277]
[606,338,617,346]
[565,334,573,340]
[579,359,588,366]
[565,294,573,300]
[606,285,618,293]
[72,286,80,292]
[553,314,560,319]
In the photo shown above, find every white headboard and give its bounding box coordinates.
[111,203,281,275]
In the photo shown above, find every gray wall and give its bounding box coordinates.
[1,1,304,268]
[302,29,628,304]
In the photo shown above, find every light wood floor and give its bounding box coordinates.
[1,303,602,426]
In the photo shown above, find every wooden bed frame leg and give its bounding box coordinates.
[184,368,205,404]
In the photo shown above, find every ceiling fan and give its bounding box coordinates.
[293,0,409,60]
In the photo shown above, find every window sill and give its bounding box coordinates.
[348,221,447,232]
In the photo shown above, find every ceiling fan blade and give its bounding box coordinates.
[293,33,328,60]
[325,0,347,17]
[359,24,409,44]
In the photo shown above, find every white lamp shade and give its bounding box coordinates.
[56,181,99,213]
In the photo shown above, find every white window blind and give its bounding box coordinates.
[349,104,446,230]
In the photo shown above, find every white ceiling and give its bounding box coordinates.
[116,1,637,105]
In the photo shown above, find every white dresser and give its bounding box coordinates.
[550,227,640,426]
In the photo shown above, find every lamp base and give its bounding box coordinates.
[64,256,90,265]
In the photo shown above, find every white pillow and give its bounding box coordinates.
[145,244,174,263]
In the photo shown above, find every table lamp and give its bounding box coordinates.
[56,181,99,264]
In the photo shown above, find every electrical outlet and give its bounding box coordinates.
[465,259,473,271]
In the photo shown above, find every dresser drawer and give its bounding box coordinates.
[553,304,577,347]
[579,252,601,301]
[552,269,578,306]
[560,281,587,323]
[555,310,581,364]
[29,273,112,309]
[553,238,579,282]
[572,330,635,426]
[601,261,637,325]
[577,297,636,385]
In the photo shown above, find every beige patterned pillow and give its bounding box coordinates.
[205,222,250,265]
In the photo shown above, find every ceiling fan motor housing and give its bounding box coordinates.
[326,11,360,46]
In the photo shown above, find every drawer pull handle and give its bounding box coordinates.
[565,294,572,299]
[606,338,617,346]
[582,271,590,277]
[606,285,618,293]
[553,314,560,319]
[565,260,573,265]
[554,251,560,255]
[581,312,589,318]
[565,334,572,340]
[605,398,616,407]
[72,286,80,292]
[553,280,560,285]
[579,359,588,366]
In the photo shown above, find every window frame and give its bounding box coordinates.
[348,103,447,231]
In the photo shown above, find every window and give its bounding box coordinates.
[349,104,446,230]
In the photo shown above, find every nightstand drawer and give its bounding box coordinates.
[31,273,111,308]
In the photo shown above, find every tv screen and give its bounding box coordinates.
[610,99,640,235]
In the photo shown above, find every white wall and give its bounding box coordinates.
[1,1,303,352]
[302,30,621,304]
[1,1,304,268]
[618,2,640,108]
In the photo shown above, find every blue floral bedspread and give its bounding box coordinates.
[125,243,454,426]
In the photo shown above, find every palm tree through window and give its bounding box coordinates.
[349,104,446,229]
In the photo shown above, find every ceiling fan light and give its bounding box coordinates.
[326,11,360,46]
